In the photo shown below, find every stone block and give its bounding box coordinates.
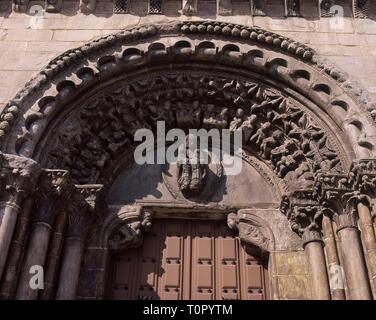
[52,29,102,42]
[275,251,309,276]
[277,275,312,300]
[5,29,53,41]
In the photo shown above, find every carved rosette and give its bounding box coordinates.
[280,190,324,246]
[0,153,41,204]
[227,211,270,259]
[108,209,153,251]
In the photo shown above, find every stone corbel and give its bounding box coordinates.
[79,0,97,14]
[252,0,266,16]
[217,0,232,16]
[108,208,153,251]
[285,0,300,17]
[182,0,197,16]
[45,0,62,13]
[227,211,270,259]
[12,0,29,12]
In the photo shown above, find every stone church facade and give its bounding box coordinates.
[0,0,376,300]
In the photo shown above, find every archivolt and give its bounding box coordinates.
[0,21,375,190]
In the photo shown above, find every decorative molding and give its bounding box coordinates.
[1,22,375,184]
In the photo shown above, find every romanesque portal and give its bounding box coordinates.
[0,20,375,300]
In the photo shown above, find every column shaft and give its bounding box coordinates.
[40,211,67,300]
[56,237,85,299]
[357,202,376,298]
[322,215,346,300]
[15,222,52,299]
[0,193,23,280]
[337,226,372,300]
[305,240,331,300]
[0,198,34,298]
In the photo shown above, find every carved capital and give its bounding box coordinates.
[350,159,376,204]
[314,171,368,232]
[33,169,74,225]
[0,153,41,202]
[280,190,323,245]
[65,184,105,238]
[108,208,153,251]
[227,211,270,259]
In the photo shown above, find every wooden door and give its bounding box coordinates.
[109,219,270,300]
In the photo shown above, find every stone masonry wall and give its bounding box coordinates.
[0,0,376,116]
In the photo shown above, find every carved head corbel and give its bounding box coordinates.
[227,211,271,261]
[108,207,153,252]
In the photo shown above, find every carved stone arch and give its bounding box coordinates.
[0,22,375,191]
[1,21,376,300]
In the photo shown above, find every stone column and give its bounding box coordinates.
[302,229,331,300]
[39,211,67,300]
[15,170,72,300]
[56,185,103,300]
[322,214,346,300]
[333,208,372,300]
[0,154,40,281]
[280,192,331,300]
[0,197,34,298]
[349,160,376,298]
[316,171,373,300]
[357,201,376,298]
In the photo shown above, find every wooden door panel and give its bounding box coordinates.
[109,219,270,300]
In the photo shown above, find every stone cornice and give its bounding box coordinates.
[4,0,371,20]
